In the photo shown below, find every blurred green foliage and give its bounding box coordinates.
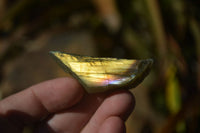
[0,0,200,133]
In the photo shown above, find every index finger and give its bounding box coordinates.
[0,77,84,124]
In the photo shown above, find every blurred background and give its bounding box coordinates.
[0,0,200,132]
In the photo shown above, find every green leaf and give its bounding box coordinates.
[166,65,181,114]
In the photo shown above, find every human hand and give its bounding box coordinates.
[0,77,135,133]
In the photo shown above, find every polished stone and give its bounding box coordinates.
[50,51,153,93]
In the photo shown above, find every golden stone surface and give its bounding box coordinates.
[50,51,153,93]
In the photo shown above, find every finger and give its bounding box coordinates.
[38,90,134,133]
[0,77,84,124]
[81,90,135,133]
[36,92,107,133]
[98,116,126,133]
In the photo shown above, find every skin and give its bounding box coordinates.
[0,77,135,133]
